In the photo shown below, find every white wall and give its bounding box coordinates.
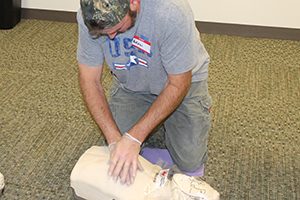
[22,0,80,12]
[22,0,300,29]
[188,0,300,29]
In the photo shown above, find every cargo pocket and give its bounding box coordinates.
[198,94,212,114]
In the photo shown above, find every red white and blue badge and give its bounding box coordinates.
[132,35,151,55]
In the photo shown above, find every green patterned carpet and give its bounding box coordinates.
[0,20,299,200]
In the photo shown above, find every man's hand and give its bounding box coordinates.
[108,135,143,185]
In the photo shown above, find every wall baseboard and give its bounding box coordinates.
[196,22,300,41]
[22,8,76,23]
[21,8,300,41]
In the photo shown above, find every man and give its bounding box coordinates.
[77,0,212,186]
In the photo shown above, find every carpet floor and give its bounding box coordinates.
[0,19,299,199]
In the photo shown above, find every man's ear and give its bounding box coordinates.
[130,0,140,12]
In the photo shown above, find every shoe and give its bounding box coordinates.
[0,172,4,196]
[171,174,220,200]
[140,147,174,168]
[140,148,205,177]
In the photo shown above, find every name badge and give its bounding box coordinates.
[132,35,151,54]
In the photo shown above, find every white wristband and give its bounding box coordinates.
[108,142,116,150]
[124,132,142,146]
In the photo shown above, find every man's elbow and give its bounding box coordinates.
[169,70,192,95]
[78,63,102,86]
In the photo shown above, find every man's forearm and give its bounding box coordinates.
[128,71,192,142]
[79,77,121,144]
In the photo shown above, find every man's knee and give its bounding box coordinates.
[172,149,208,172]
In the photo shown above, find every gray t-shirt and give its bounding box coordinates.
[77,0,210,95]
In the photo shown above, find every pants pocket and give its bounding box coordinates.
[198,94,212,114]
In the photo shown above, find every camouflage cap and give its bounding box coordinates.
[80,0,130,30]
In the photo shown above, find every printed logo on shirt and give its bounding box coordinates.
[113,63,127,70]
[113,52,148,71]
[107,36,152,59]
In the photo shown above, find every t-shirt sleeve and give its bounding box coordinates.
[76,10,104,67]
[159,5,199,75]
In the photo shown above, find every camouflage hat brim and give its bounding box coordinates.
[81,0,130,30]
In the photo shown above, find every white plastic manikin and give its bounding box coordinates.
[70,146,219,200]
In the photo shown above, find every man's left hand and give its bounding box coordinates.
[108,135,143,185]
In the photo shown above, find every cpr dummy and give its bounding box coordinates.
[70,146,219,200]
